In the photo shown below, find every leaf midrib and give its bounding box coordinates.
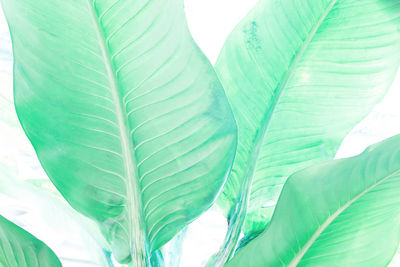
[86,0,148,264]
[219,1,340,263]
[287,168,400,266]
[241,0,339,211]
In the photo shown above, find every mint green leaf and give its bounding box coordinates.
[1,0,237,264]
[0,215,62,267]
[0,169,111,267]
[226,134,400,267]
[216,0,400,236]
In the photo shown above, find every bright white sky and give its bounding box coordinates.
[0,1,399,266]
[185,0,259,63]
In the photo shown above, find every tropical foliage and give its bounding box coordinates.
[0,0,399,266]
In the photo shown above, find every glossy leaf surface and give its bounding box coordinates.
[216,0,400,235]
[1,0,237,264]
[0,215,62,267]
[226,134,400,267]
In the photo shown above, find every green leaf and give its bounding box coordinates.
[215,0,400,238]
[0,34,110,265]
[226,134,400,267]
[0,215,62,267]
[1,0,237,264]
[0,171,111,267]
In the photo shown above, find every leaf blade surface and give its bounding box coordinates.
[0,215,62,267]
[227,134,400,267]
[216,0,400,234]
[1,0,237,263]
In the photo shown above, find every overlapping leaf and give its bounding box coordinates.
[0,215,62,267]
[1,0,237,264]
[216,0,400,236]
[227,134,400,266]
[0,17,109,266]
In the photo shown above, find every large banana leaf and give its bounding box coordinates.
[226,134,400,267]
[1,0,237,264]
[0,25,110,265]
[0,215,62,267]
[215,0,400,239]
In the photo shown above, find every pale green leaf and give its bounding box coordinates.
[216,0,400,236]
[226,134,400,267]
[0,32,110,266]
[1,0,237,264]
[0,215,62,267]
[0,174,111,267]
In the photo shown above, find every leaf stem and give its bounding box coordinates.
[103,250,115,267]
[208,166,254,266]
[165,227,187,267]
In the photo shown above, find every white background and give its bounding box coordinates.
[0,1,399,266]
